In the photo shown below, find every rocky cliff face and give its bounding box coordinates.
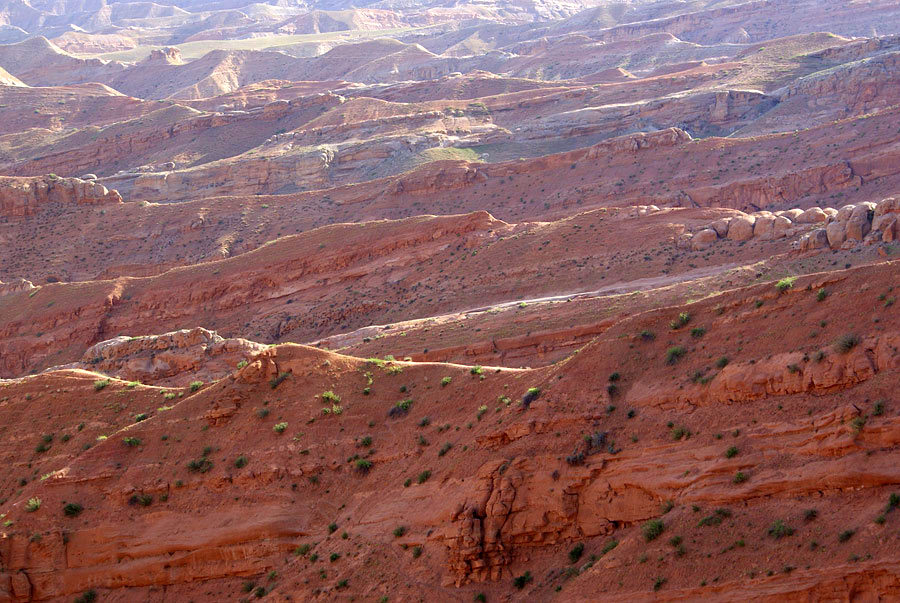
[0,176,121,218]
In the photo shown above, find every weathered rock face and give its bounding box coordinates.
[0,278,35,298]
[0,176,121,218]
[56,327,268,386]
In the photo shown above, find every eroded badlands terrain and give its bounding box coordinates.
[1,0,899,600]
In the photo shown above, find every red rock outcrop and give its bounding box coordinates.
[54,327,267,386]
[0,176,121,218]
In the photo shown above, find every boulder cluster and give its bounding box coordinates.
[685,197,898,251]
[797,197,899,251]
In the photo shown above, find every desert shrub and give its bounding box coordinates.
[834,333,860,354]
[393,526,407,537]
[568,542,584,563]
[671,426,691,440]
[642,519,664,541]
[355,459,373,474]
[838,529,856,542]
[234,455,249,468]
[322,391,341,403]
[470,365,483,375]
[438,443,452,457]
[690,327,706,338]
[189,381,203,392]
[389,398,413,418]
[513,571,533,589]
[669,312,690,330]
[134,413,148,422]
[187,457,213,473]
[273,422,288,434]
[63,502,83,517]
[74,590,97,603]
[129,494,152,506]
[93,379,110,391]
[816,287,829,301]
[639,330,656,341]
[666,346,686,365]
[441,377,452,387]
[123,437,141,447]
[699,508,732,527]
[776,276,797,292]
[566,450,585,466]
[733,471,748,484]
[417,470,432,484]
[716,356,729,369]
[600,540,618,556]
[768,520,794,539]
[521,387,541,408]
[269,372,290,389]
[725,446,738,458]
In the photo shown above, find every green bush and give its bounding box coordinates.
[123,436,141,447]
[642,519,664,541]
[669,312,690,330]
[513,571,533,589]
[189,381,203,392]
[269,372,290,389]
[273,422,288,434]
[666,346,686,365]
[776,276,797,292]
[63,502,83,517]
[568,542,584,563]
[234,455,249,468]
[768,520,794,539]
[93,379,110,391]
[187,457,213,473]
